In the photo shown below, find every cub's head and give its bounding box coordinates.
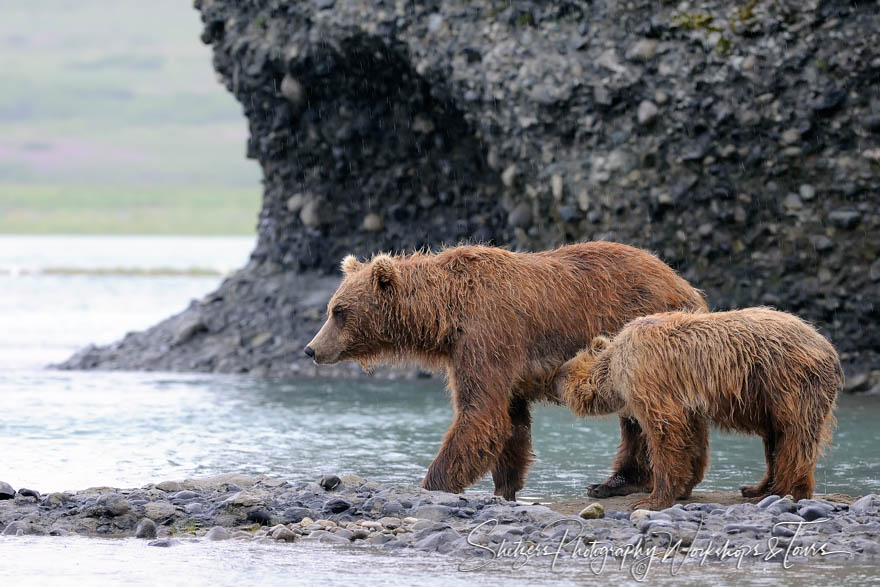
[304,254,399,366]
[553,336,611,416]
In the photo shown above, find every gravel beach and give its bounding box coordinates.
[2,474,877,567]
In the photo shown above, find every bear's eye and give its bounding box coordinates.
[332,306,347,322]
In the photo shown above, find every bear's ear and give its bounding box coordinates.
[341,255,362,275]
[590,336,610,354]
[370,254,397,290]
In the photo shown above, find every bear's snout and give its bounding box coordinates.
[303,345,315,359]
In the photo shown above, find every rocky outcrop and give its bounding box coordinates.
[60,0,880,379]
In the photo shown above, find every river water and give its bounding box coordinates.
[0,235,877,585]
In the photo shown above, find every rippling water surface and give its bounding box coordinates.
[0,236,877,585]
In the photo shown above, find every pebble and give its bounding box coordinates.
[551,174,564,200]
[378,516,402,529]
[299,199,328,228]
[361,214,383,232]
[280,75,304,105]
[578,503,605,520]
[756,495,781,508]
[767,498,797,515]
[783,193,802,211]
[850,495,876,515]
[626,38,658,61]
[283,507,313,523]
[827,209,861,230]
[507,202,533,229]
[206,526,230,541]
[799,505,832,522]
[501,164,518,188]
[810,235,835,252]
[637,100,659,125]
[184,502,204,514]
[155,480,185,492]
[96,494,131,517]
[629,509,651,523]
[247,508,272,525]
[144,501,177,520]
[1,521,26,536]
[272,527,298,542]
[286,193,305,213]
[323,498,351,514]
[334,528,354,541]
[135,518,157,539]
[798,184,816,201]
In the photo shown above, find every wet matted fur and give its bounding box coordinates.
[306,242,706,500]
[555,308,842,510]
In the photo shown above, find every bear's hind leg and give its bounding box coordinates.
[588,416,653,498]
[741,429,776,499]
[491,396,534,501]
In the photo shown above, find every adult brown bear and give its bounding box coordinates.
[554,308,842,510]
[305,242,706,500]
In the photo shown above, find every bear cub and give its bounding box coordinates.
[554,307,842,510]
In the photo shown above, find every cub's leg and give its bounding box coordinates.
[630,406,692,511]
[767,429,816,501]
[679,416,710,500]
[742,428,776,500]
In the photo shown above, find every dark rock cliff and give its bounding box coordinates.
[61,0,880,386]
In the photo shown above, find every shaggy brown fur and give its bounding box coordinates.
[554,308,843,510]
[305,242,706,500]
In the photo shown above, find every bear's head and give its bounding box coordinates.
[304,254,400,367]
[553,336,612,415]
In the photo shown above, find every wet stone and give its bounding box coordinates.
[319,475,341,491]
[95,494,131,517]
[0,482,14,500]
[850,495,876,515]
[323,498,352,514]
[135,518,157,539]
[1,521,27,536]
[578,503,605,520]
[827,209,861,230]
[247,508,272,525]
[206,526,230,541]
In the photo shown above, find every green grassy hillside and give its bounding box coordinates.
[0,0,261,234]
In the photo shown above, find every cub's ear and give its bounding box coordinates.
[370,254,397,290]
[590,336,610,354]
[341,255,362,275]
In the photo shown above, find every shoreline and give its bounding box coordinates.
[2,474,876,565]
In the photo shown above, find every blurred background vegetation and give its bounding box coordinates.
[0,0,260,234]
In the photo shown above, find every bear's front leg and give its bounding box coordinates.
[588,416,653,498]
[422,366,512,495]
[491,395,534,501]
